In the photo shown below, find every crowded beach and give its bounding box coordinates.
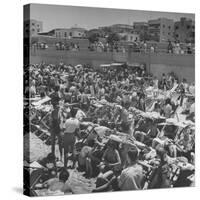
[24,61,195,196]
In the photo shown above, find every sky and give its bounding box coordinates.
[28,3,195,32]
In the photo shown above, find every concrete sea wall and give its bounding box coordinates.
[29,49,195,82]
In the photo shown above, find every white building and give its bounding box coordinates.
[119,33,140,42]
[47,27,86,39]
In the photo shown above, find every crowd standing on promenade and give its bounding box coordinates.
[24,62,195,196]
[31,40,194,54]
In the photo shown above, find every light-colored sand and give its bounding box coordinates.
[24,132,96,196]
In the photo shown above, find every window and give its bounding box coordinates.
[37,29,40,32]
[32,28,35,32]
[175,26,179,30]
[69,32,72,36]
[168,32,170,35]
[163,25,165,28]
[32,23,35,26]
[64,32,67,37]
[187,25,191,29]
[191,32,195,37]
[175,34,179,38]
[168,26,171,29]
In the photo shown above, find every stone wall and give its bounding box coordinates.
[29,49,195,82]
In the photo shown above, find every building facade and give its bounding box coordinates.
[39,27,86,39]
[148,18,174,42]
[42,27,86,39]
[24,19,43,37]
[174,17,195,43]
[119,32,140,42]
[70,27,86,38]
[133,22,149,41]
[99,24,134,34]
[111,24,134,33]
[54,29,72,38]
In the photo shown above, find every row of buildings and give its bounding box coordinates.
[100,17,194,43]
[24,19,86,39]
[39,27,86,39]
[133,17,194,43]
[24,17,195,43]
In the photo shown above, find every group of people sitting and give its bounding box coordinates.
[25,62,195,196]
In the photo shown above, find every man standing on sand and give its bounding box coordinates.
[62,108,80,168]
[49,85,62,160]
[118,147,144,191]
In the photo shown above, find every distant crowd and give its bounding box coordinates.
[31,40,194,55]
